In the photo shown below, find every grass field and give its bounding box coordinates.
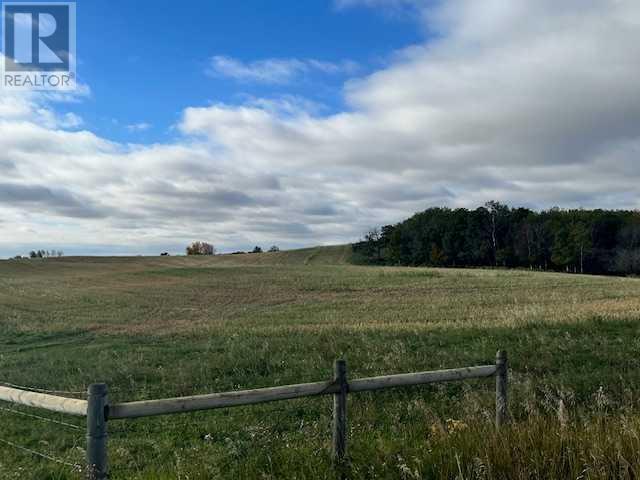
[1,246,640,479]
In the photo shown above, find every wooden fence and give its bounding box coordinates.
[0,351,508,479]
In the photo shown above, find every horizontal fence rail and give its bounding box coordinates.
[349,364,497,393]
[0,351,509,480]
[109,380,336,420]
[0,385,87,417]
[109,364,497,420]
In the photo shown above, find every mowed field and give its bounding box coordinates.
[1,246,640,479]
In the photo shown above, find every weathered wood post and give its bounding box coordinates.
[495,350,508,428]
[332,359,348,466]
[87,383,108,479]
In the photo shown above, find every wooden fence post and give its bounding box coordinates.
[86,383,108,479]
[495,350,508,428]
[332,359,348,466]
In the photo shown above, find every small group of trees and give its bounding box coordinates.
[353,202,640,275]
[186,242,215,256]
[28,250,64,259]
[251,246,280,254]
[185,243,279,256]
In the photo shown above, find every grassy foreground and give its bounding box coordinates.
[1,247,640,479]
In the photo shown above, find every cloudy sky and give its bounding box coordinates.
[1,0,640,257]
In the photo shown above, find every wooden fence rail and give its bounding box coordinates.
[0,386,87,416]
[0,351,508,479]
[108,364,498,420]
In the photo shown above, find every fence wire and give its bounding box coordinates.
[107,378,336,474]
[1,377,336,475]
[0,405,83,431]
[109,379,336,436]
[0,401,85,473]
[257,380,335,437]
[0,437,83,472]
[107,400,299,436]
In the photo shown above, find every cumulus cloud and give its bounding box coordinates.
[187,0,640,204]
[0,182,109,218]
[207,55,359,84]
[2,0,640,256]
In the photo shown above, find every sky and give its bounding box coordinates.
[1,0,640,257]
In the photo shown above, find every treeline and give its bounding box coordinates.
[353,202,640,275]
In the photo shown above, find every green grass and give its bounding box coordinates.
[1,249,640,478]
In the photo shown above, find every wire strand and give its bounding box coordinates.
[0,406,83,430]
[258,380,335,439]
[108,381,336,437]
[0,437,83,472]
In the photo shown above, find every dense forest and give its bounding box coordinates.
[353,202,640,275]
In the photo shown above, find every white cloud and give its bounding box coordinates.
[2,1,640,256]
[334,0,426,18]
[126,122,152,132]
[58,112,83,129]
[207,55,359,84]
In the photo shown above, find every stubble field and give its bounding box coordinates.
[1,246,640,479]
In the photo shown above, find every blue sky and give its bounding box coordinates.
[1,0,640,257]
[74,0,423,144]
